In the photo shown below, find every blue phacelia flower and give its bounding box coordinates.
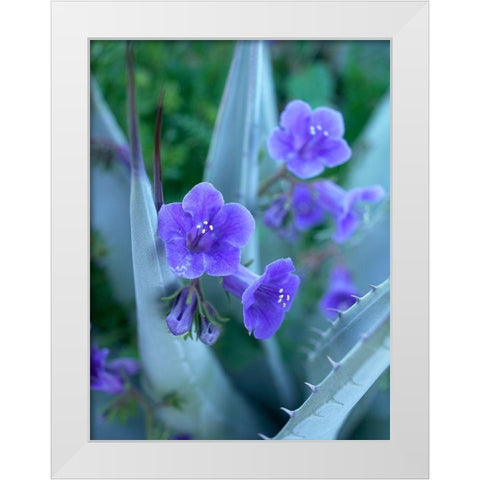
[157,182,255,279]
[198,310,220,346]
[264,180,384,243]
[291,183,325,231]
[222,259,300,340]
[166,288,197,336]
[319,265,358,320]
[315,180,385,243]
[90,345,139,395]
[267,100,351,179]
[263,195,290,230]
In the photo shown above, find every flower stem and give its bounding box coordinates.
[258,166,287,196]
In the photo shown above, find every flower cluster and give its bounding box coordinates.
[264,180,384,243]
[157,182,299,343]
[263,100,385,243]
[90,345,139,395]
[164,285,220,346]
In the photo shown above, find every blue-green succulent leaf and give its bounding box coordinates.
[127,44,262,439]
[273,280,390,440]
[342,94,390,291]
[305,279,390,384]
[203,41,297,409]
[90,76,134,305]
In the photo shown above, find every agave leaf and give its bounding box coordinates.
[305,279,390,384]
[336,369,390,439]
[342,94,390,291]
[90,77,135,305]
[203,41,297,409]
[127,44,261,439]
[273,280,390,440]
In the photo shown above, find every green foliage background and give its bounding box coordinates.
[90,40,389,202]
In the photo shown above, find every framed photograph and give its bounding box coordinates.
[52,1,428,478]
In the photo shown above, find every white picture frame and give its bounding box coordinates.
[52,1,428,478]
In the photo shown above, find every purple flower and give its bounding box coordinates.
[157,182,255,279]
[223,259,300,340]
[319,265,358,320]
[263,196,290,230]
[263,196,299,241]
[291,183,325,231]
[90,345,139,395]
[315,181,385,243]
[166,288,197,336]
[267,100,351,179]
[198,312,220,346]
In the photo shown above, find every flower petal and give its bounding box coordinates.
[244,303,284,340]
[285,152,325,179]
[280,100,311,134]
[333,212,359,243]
[263,257,296,284]
[182,182,224,222]
[157,202,193,242]
[92,370,124,395]
[311,107,345,138]
[320,265,358,319]
[292,184,325,231]
[315,180,347,216]
[317,138,351,167]
[212,203,255,248]
[204,242,241,276]
[166,289,196,335]
[263,196,290,229]
[198,315,220,346]
[267,128,294,162]
[108,358,139,376]
[165,238,206,278]
[279,274,301,312]
[346,185,385,210]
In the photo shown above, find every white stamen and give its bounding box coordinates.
[279,288,284,293]
[203,220,208,225]
[201,229,206,234]
[279,294,284,299]
[324,130,329,136]
[278,298,282,303]
[282,303,287,308]
[286,294,290,301]
[196,224,201,229]
[309,126,316,135]
[209,225,214,231]
[316,124,322,130]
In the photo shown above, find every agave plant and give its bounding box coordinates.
[90,40,390,440]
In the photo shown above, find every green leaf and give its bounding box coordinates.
[286,63,335,108]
